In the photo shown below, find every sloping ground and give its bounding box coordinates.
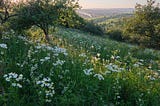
[77,8,134,18]
[0,28,160,105]
[54,28,160,67]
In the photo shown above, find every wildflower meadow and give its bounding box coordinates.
[0,28,160,105]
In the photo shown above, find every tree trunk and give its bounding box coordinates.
[43,28,50,42]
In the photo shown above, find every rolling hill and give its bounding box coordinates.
[76,8,134,18]
[1,26,160,105]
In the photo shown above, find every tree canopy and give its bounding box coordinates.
[123,0,160,48]
[10,0,80,41]
[0,0,18,24]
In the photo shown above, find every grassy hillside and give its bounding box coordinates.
[0,28,160,105]
[77,8,134,18]
[88,14,132,33]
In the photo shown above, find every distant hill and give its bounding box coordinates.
[76,8,134,18]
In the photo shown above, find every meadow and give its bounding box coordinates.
[0,27,160,106]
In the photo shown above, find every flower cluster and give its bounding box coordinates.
[83,68,93,76]
[133,61,143,67]
[27,47,34,59]
[36,77,55,103]
[83,68,104,80]
[106,63,124,72]
[0,43,7,49]
[40,57,51,64]
[3,72,24,88]
[35,44,68,56]
[17,36,28,41]
[53,46,68,56]
[111,55,120,60]
[93,74,104,80]
[79,53,87,57]
[31,64,38,73]
[113,78,121,105]
[53,59,65,66]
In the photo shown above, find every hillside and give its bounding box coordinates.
[1,28,160,105]
[1,0,160,105]
[77,8,134,18]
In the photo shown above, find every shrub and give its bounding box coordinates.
[82,21,104,36]
[107,30,124,41]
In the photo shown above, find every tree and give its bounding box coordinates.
[57,0,84,28]
[11,0,58,41]
[11,0,80,41]
[123,0,160,49]
[0,0,17,37]
[0,0,17,24]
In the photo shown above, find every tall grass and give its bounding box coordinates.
[0,28,160,105]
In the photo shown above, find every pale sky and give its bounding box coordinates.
[79,0,160,9]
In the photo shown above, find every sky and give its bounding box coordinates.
[79,0,160,9]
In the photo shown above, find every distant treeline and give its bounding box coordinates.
[99,0,160,49]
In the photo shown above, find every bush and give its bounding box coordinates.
[82,21,104,36]
[0,22,10,38]
[107,30,124,41]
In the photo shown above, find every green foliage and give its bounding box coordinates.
[0,28,160,105]
[0,0,17,24]
[0,22,11,38]
[107,30,124,41]
[91,15,130,40]
[10,0,58,41]
[82,21,104,36]
[10,0,81,41]
[56,0,83,28]
[58,9,104,36]
[56,1,104,36]
[0,0,17,38]
[58,8,85,29]
[123,0,160,49]
[0,0,160,105]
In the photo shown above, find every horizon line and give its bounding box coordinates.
[79,7,134,9]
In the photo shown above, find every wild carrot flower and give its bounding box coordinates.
[0,43,7,49]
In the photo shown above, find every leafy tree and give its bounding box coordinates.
[58,8,84,28]
[57,0,84,28]
[0,0,18,37]
[11,0,80,41]
[123,0,160,49]
[0,0,17,24]
[11,0,58,41]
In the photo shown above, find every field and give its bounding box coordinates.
[0,27,160,105]
[77,8,134,41]
[77,8,134,18]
